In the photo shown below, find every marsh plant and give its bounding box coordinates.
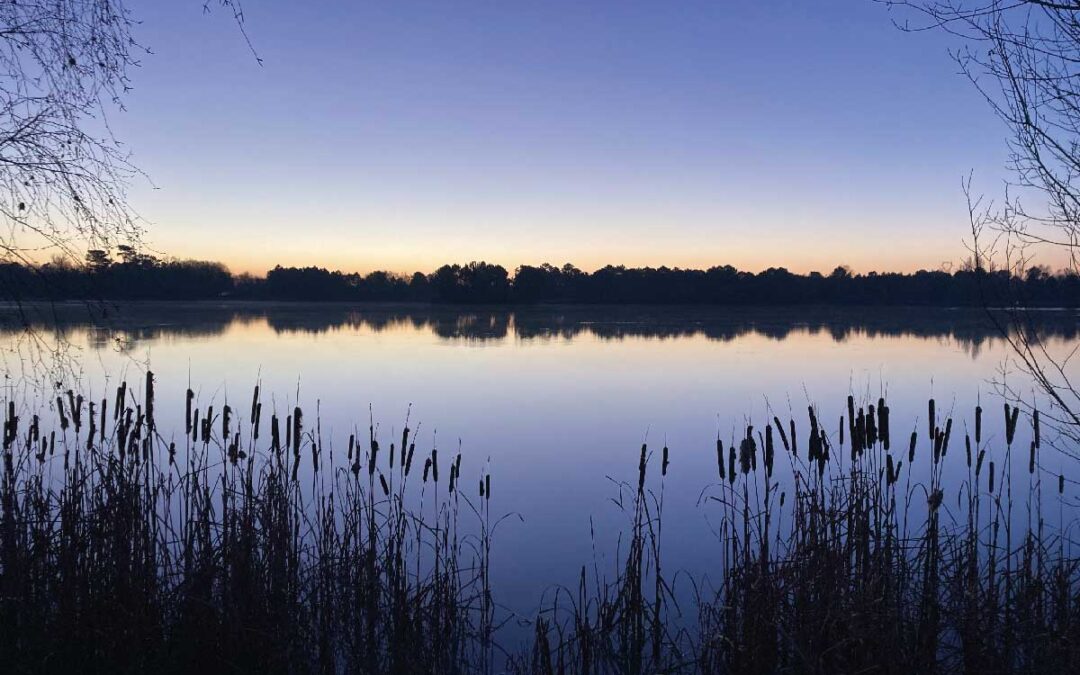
[0,376,1077,673]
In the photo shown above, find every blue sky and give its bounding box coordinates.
[117,0,1009,275]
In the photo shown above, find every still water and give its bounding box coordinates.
[2,302,1078,623]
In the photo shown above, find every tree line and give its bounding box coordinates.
[1,250,1078,307]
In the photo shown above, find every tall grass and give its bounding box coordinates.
[514,399,1080,674]
[0,374,493,673]
[0,375,1078,673]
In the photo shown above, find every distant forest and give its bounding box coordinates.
[1,247,1078,306]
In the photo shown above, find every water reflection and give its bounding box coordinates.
[1,302,1077,356]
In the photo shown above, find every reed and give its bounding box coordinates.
[515,396,1080,674]
[1,376,1078,673]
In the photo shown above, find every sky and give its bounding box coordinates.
[115,0,1012,276]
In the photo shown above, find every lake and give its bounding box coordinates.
[2,301,1078,626]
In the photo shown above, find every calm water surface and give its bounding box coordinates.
[2,302,1078,622]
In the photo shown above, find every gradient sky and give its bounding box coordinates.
[116,0,1011,276]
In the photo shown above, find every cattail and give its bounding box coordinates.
[432,449,439,482]
[401,427,410,465]
[716,438,725,480]
[292,406,302,456]
[1033,409,1040,449]
[423,457,432,482]
[449,464,457,493]
[773,416,789,452]
[928,398,935,441]
[909,430,917,463]
[479,477,485,498]
[942,418,952,457]
[975,404,983,444]
[222,404,231,441]
[988,461,996,493]
[485,474,491,500]
[99,398,106,442]
[73,392,83,432]
[847,395,856,446]
[271,414,280,452]
[185,389,194,435]
[1004,403,1017,445]
[739,437,752,474]
[1059,474,1065,494]
[86,402,95,450]
[3,403,15,450]
[405,443,416,476]
[965,434,972,468]
[368,438,378,476]
[389,442,395,469]
[253,403,262,440]
[114,381,126,420]
[879,399,890,450]
[168,441,176,465]
[789,419,797,458]
[661,445,669,477]
[56,396,68,431]
[839,416,844,447]
[976,449,986,476]
[250,385,259,424]
[144,371,154,431]
[379,472,390,496]
[638,443,647,490]
[887,454,895,485]
[1029,441,1036,474]
[764,425,774,477]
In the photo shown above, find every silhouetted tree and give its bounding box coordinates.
[888,0,1080,450]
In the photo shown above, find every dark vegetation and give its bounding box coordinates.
[3,251,1080,306]
[1,375,1078,673]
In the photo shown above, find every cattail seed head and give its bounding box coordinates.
[773,416,789,452]
[716,438,725,480]
[975,404,983,444]
[638,443,647,490]
[185,389,194,435]
[928,398,935,441]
